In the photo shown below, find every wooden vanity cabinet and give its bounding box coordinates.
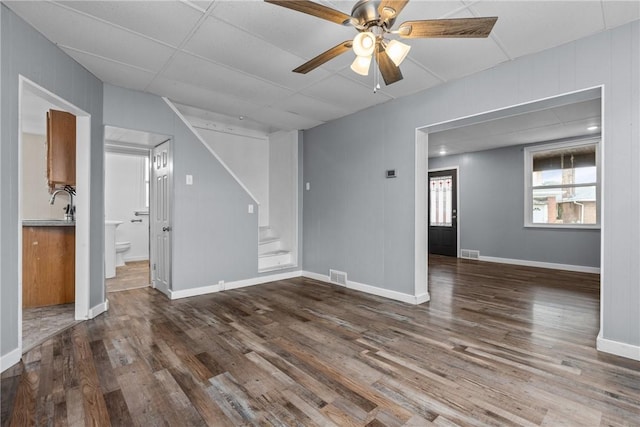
[23,226,75,308]
[47,109,76,189]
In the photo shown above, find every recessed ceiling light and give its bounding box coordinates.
[439,149,447,155]
[587,125,599,131]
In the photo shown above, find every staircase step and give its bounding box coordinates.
[258,251,292,271]
[259,226,276,240]
[259,238,282,255]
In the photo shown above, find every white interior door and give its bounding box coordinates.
[151,140,172,294]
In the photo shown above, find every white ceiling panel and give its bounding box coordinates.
[210,0,355,61]
[602,1,640,28]
[160,52,294,105]
[60,48,156,91]
[58,1,204,47]
[429,97,601,157]
[470,1,605,58]
[301,74,392,111]
[184,16,329,90]
[410,37,508,81]
[6,1,637,135]
[147,76,265,121]
[272,93,352,123]
[6,1,176,71]
[249,107,324,131]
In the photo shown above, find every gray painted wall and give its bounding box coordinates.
[303,21,639,347]
[103,84,259,289]
[429,144,600,267]
[1,5,104,357]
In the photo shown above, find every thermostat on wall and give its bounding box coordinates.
[386,169,397,178]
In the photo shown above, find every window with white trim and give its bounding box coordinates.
[524,139,599,228]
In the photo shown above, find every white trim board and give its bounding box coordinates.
[88,299,109,319]
[0,348,22,373]
[302,271,430,305]
[162,97,260,205]
[478,256,600,274]
[597,331,640,361]
[169,270,303,300]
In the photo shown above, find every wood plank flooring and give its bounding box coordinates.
[2,256,640,426]
[106,261,150,293]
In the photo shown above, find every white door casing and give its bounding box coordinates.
[151,140,172,294]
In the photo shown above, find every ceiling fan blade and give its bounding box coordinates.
[378,0,409,20]
[293,41,353,74]
[398,17,498,39]
[376,45,403,86]
[264,0,351,25]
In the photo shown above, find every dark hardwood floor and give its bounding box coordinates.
[2,256,639,426]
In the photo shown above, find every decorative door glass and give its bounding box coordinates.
[430,176,453,227]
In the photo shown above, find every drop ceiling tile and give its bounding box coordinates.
[147,76,263,120]
[470,1,605,59]
[6,1,175,71]
[184,17,330,90]
[249,107,324,131]
[210,0,355,66]
[160,52,294,106]
[271,94,352,123]
[300,74,392,112]
[344,59,443,99]
[60,48,156,91]
[58,1,204,47]
[602,1,640,28]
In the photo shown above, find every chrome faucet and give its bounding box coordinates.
[49,186,76,221]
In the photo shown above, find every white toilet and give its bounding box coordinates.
[105,220,123,279]
[115,241,131,267]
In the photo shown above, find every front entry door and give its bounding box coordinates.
[428,169,457,257]
[151,140,172,294]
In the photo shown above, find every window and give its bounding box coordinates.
[524,139,599,228]
[429,175,453,227]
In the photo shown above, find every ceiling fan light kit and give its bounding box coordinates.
[265,0,498,87]
[351,54,373,75]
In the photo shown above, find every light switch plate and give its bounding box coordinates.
[248,204,254,214]
[186,174,193,185]
[306,182,310,191]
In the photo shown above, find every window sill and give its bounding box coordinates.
[524,223,601,230]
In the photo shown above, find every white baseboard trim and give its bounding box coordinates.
[478,256,600,274]
[302,271,428,305]
[1,348,22,373]
[597,331,640,361]
[88,299,109,319]
[169,271,302,300]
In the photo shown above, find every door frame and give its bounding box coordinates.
[149,139,173,296]
[18,75,92,347]
[428,166,460,258]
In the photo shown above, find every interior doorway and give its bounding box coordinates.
[18,77,92,353]
[104,126,171,295]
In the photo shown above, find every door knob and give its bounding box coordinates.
[162,226,171,232]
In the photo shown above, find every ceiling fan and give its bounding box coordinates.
[265,0,498,86]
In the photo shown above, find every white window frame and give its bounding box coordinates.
[524,137,600,229]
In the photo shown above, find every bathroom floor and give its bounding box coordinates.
[22,303,78,353]
[106,260,150,292]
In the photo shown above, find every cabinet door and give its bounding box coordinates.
[23,227,75,308]
[47,109,76,188]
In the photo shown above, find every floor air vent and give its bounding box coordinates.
[329,269,347,286]
[461,249,480,260]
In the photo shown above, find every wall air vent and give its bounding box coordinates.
[461,249,480,260]
[329,269,347,286]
